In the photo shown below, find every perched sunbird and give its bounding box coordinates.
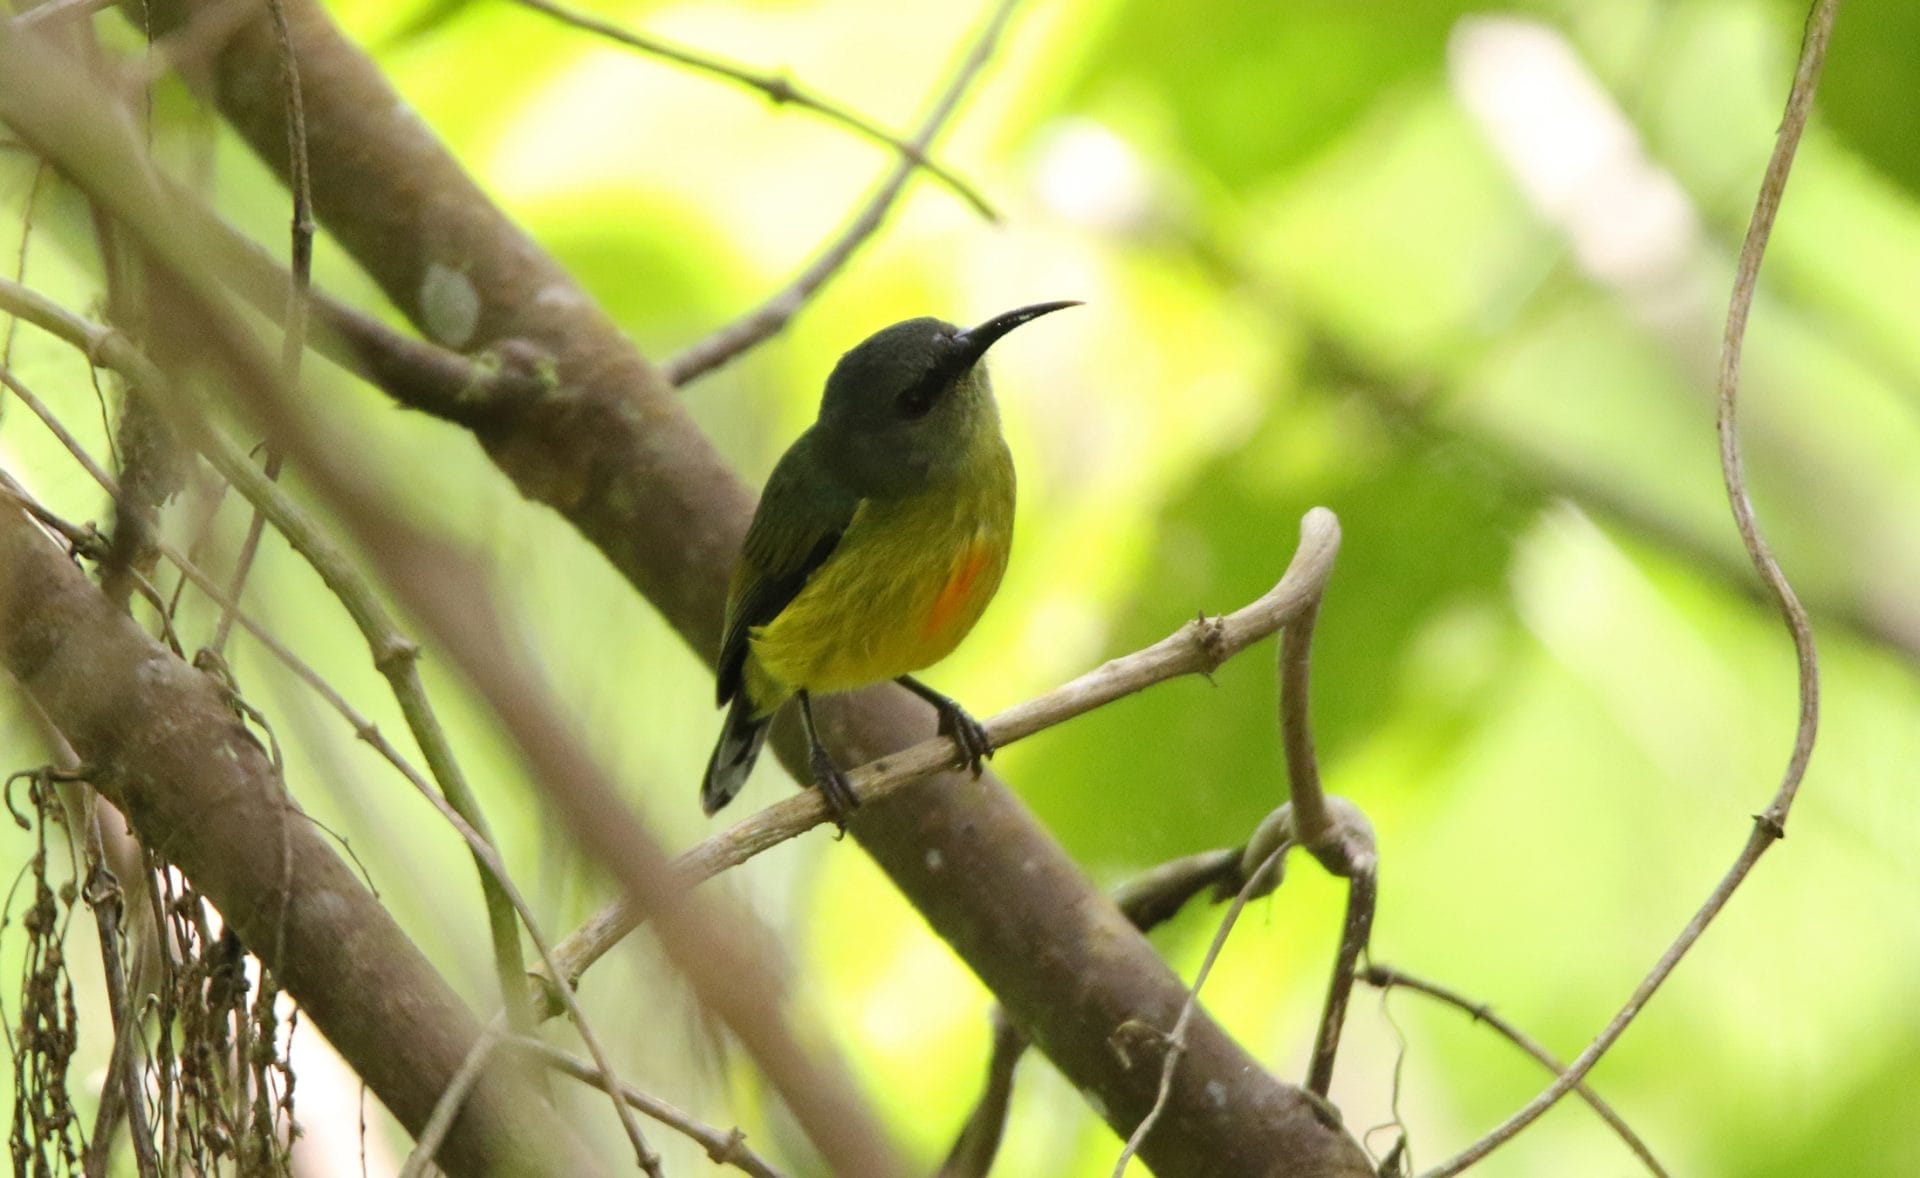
[702,301,1080,820]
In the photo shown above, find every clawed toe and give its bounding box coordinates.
[937,702,995,777]
[809,745,861,834]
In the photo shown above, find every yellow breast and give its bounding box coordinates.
[745,452,1014,704]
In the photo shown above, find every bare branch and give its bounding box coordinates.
[1362,964,1669,1178]
[0,158,48,375]
[664,0,1020,385]
[504,0,993,219]
[0,275,654,1168]
[937,1011,1027,1178]
[0,487,608,1176]
[1305,861,1374,1099]
[1114,842,1290,1175]
[0,272,538,1024]
[541,507,1343,991]
[397,1019,507,1178]
[206,0,312,659]
[513,1036,789,1178]
[89,0,1377,1163]
[1421,2,1834,1171]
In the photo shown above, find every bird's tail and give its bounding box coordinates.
[702,693,770,815]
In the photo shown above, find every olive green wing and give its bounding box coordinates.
[717,434,860,706]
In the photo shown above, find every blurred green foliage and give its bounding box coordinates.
[3,0,1918,1174]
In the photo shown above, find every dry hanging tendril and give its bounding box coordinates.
[5,767,87,1175]
[2,762,300,1175]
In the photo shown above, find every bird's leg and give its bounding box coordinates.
[796,690,860,829]
[896,675,994,776]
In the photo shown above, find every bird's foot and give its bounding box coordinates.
[932,698,995,777]
[809,743,861,835]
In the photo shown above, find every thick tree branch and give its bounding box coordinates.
[0,273,537,1038]
[0,492,606,1178]
[57,1,1378,1169]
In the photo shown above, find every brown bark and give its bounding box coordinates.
[0,500,606,1178]
[94,1,1372,1170]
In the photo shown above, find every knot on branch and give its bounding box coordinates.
[706,1127,751,1166]
[448,338,559,430]
[761,73,797,105]
[373,636,422,676]
[1190,611,1229,674]
[1107,1017,1170,1072]
[1243,798,1376,884]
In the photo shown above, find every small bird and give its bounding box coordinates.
[702,301,1080,820]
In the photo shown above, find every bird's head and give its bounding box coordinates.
[816,301,1079,496]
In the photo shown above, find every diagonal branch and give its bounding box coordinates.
[1114,841,1291,1175]
[0,486,608,1177]
[0,272,536,1034]
[539,507,1343,991]
[504,0,994,220]
[664,0,1019,386]
[78,0,1377,1168]
[1361,964,1669,1177]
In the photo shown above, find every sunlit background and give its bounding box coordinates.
[4,0,1919,1174]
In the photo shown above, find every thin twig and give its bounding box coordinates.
[1362,964,1670,1178]
[1419,3,1833,1172]
[207,0,312,658]
[0,279,656,1169]
[664,0,1021,386]
[0,273,533,1024]
[505,0,992,219]
[513,1036,789,1178]
[1305,866,1375,1098]
[538,507,1343,998]
[943,849,1242,1178]
[13,0,118,28]
[1278,595,1331,852]
[76,794,161,1178]
[1112,843,1290,1176]
[937,1011,1027,1178]
[396,1018,504,1178]
[1,160,48,381]
[1276,574,1379,1099]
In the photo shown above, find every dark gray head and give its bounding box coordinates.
[815,301,1079,497]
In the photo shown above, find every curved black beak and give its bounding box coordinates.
[954,300,1082,368]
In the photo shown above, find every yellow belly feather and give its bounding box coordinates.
[744,470,1012,713]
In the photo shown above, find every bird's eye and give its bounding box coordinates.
[896,375,942,419]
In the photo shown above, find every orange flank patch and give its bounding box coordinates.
[925,544,992,638]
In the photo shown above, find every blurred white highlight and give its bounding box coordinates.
[1449,16,1703,312]
[1031,118,1155,234]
